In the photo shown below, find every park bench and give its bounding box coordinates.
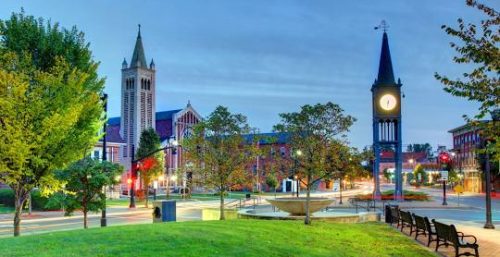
[388,206,401,227]
[432,219,479,257]
[423,216,438,247]
[399,210,414,235]
[411,213,427,240]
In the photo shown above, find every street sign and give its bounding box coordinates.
[333,180,340,192]
[454,185,464,194]
[440,170,448,181]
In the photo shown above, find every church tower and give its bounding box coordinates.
[121,25,156,159]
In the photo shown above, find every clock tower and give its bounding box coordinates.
[372,30,403,200]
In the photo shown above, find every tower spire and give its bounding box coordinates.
[376,32,395,85]
[130,24,147,68]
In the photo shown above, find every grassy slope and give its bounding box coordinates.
[0,220,435,257]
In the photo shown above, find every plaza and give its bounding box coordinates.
[0,1,498,257]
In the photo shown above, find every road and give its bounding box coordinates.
[0,200,222,237]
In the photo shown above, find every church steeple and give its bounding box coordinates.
[376,32,395,85]
[130,24,148,69]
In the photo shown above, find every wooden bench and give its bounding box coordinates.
[411,213,427,240]
[399,210,415,235]
[432,219,479,257]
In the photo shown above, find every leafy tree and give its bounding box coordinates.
[54,157,122,228]
[183,106,257,220]
[0,12,104,236]
[136,128,164,208]
[265,171,279,197]
[413,164,426,186]
[435,0,499,161]
[383,168,392,183]
[274,102,355,225]
[406,143,433,157]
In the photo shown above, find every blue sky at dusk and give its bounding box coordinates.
[2,0,497,150]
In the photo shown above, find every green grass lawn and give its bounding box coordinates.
[0,220,435,257]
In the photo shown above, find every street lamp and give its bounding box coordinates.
[484,140,495,229]
[101,93,108,227]
[293,150,302,197]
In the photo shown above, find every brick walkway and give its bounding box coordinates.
[390,220,499,257]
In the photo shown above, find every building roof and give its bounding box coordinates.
[448,120,488,134]
[375,32,396,86]
[380,151,429,162]
[243,132,290,145]
[103,109,183,143]
[130,25,148,69]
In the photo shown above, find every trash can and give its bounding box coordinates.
[153,200,176,223]
[245,193,251,200]
[385,204,398,224]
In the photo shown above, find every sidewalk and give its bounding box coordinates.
[0,206,152,224]
[394,219,499,257]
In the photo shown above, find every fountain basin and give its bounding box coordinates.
[266,197,334,216]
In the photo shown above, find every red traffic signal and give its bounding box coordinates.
[439,152,451,163]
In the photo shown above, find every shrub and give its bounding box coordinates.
[0,189,59,210]
[0,189,15,207]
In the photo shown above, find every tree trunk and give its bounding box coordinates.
[83,196,88,229]
[304,174,312,225]
[13,189,28,237]
[145,188,149,208]
[219,190,225,220]
[305,184,311,225]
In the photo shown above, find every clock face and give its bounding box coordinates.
[379,94,397,111]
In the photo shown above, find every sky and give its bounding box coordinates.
[1,0,497,150]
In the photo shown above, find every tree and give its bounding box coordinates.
[406,143,433,158]
[54,157,122,228]
[265,171,278,198]
[136,128,164,208]
[183,106,257,220]
[413,164,426,186]
[435,0,499,161]
[274,102,356,225]
[0,11,104,236]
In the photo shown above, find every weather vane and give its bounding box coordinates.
[374,20,389,32]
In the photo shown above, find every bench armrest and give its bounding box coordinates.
[461,235,477,244]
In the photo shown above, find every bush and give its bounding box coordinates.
[0,189,15,207]
[356,190,430,201]
[0,189,59,210]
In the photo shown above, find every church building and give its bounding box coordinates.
[96,26,201,190]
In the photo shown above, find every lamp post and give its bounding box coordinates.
[129,145,136,208]
[484,140,495,229]
[101,93,108,227]
[129,140,179,207]
[294,150,302,197]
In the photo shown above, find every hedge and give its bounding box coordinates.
[0,189,59,211]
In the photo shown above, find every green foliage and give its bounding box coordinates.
[136,128,164,206]
[413,164,427,185]
[265,172,278,189]
[273,102,355,224]
[435,0,499,162]
[406,143,433,157]
[0,189,14,207]
[0,189,59,211]
[0,11,105,235]
[53,157,122,227]
[183,106,257,220]
[383,168,391,182]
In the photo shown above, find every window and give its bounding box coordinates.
[280,147,286,157]
[93,150,100,159]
